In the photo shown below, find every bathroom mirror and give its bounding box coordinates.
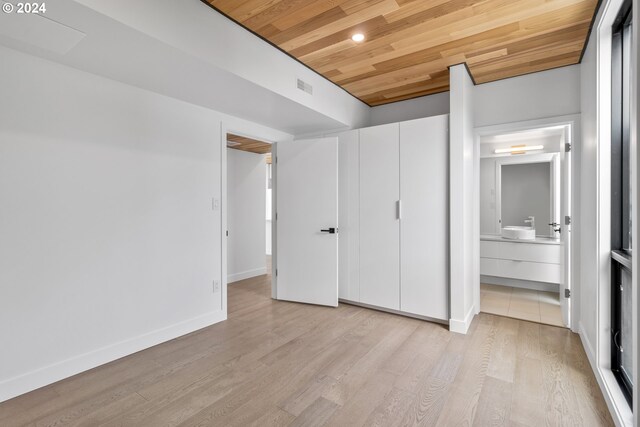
[496,153,560,237]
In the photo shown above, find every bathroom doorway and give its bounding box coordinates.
[475,118,576,328]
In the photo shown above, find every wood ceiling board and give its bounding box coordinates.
[227,133,272,154]
[203,0,599,106]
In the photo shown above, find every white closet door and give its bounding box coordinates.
[359,123,400,310]
[400,116,449,320]
[334,130,360,302]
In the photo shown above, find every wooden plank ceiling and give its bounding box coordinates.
[227,133,272,162]
[203,0,598,106]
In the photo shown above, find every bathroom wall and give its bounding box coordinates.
[480,159,498,234]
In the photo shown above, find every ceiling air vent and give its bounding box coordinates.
[296,78,313,95]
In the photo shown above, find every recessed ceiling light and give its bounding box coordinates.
[351,33,365,42]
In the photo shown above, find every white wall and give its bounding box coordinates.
[480,159,497,234]
[0,45,290,403]
[73,0,370,131]
[579,1,639,424]
[369,92,450,126]
[579,31,599,371]
[475,65,581,127]
[365,65,579,129]
[449,64,477,333]
[227,149,267,282]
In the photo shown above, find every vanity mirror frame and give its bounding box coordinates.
[494,152,561,238]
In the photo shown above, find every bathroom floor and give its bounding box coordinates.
[480,283,564,327]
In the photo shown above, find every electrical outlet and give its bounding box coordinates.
[213,280,220,293]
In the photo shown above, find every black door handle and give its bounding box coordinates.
[320,228,337,234]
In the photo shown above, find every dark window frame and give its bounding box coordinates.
[610,0,633,406]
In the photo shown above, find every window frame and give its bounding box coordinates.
[610,0,634,406]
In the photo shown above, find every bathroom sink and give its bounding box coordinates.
[501,226,535,240]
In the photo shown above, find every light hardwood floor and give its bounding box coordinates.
[1,273,613,426]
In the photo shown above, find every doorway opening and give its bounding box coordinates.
[225,132,273,307]
[476,122,574,328]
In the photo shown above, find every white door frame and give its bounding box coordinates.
[474,114,580,332]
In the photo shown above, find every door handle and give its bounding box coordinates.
[320,228,337,234]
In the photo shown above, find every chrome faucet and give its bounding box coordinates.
[524,216,535,231]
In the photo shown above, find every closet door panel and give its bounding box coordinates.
[359,123,400,310]
[334,130,360,302]
[400,116,449,320]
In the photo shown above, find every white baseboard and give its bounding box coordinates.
[0,310,226,403]
[578,321,633,427]
[449,305,476,334]
[228,267,267,283]
[480,275,559,292]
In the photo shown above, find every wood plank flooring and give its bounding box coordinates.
[0,273,613,426]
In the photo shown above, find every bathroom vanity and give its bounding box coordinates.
[480,234,562,287]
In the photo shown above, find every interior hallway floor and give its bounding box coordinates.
[0,275,612,426]
[480,283,564,327]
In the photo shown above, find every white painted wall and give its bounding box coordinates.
[449,65,477,333]
[369,92,450,126]
[480,159,497,234]
[0,45,290,403]
[579,31,600,373]
[475,65,582,127]
[227,149,267,283]
[365,66,579,129]
[578,1,639,424]
[73,0,370,131]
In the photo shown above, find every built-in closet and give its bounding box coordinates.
[334,114,449,322]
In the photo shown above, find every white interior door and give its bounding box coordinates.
[275,137,338,307]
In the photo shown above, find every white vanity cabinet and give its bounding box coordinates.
[480,238,562,284]
[337,115,449,321]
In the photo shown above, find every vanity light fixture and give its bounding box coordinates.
[351,33,365,42]
[494,144,544,154]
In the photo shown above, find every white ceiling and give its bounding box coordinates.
[0,0,356,135]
